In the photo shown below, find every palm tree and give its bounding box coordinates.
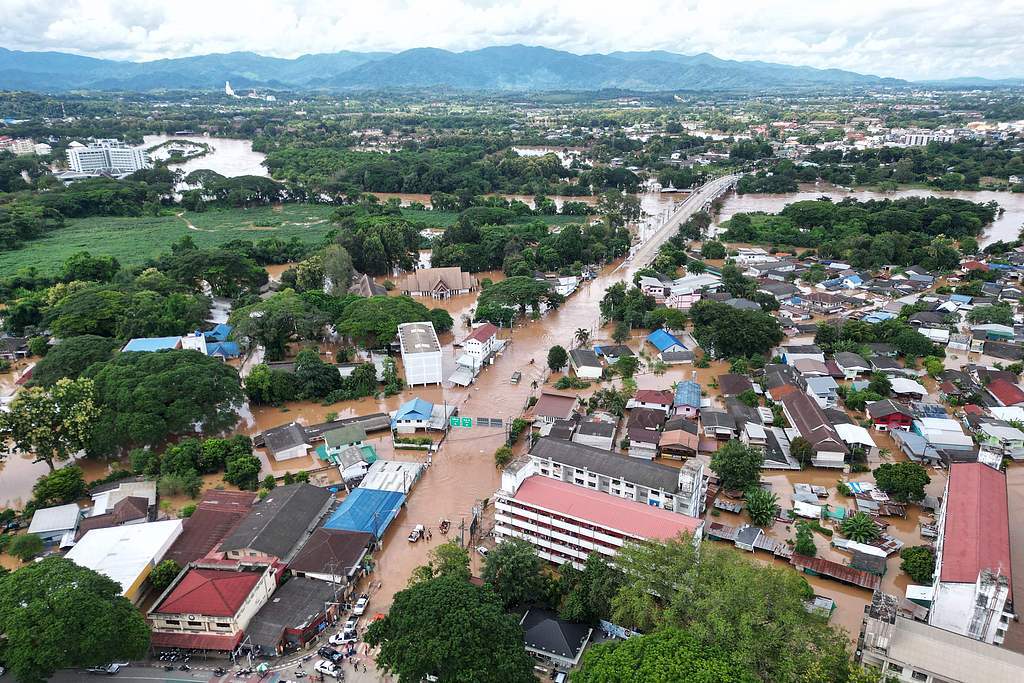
[840,512,880,543]
[745,488,779,527]
[574,328,590,348]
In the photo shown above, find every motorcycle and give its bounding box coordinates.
[213,667,227,676]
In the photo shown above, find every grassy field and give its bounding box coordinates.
[0,204,589,276]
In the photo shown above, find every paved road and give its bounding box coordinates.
[49,664,384,683]
[619,173,740,272]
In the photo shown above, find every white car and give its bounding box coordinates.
[329,630,358,646]
[314,661,341,679]
[343,615,359,632]
[408,524,424,542]
[353,595,369,616]
[476,545,489,557]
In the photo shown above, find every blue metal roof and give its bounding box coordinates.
[323,488,406,538]
[392,398,434,427]
[949,294,972,304]
[207,341,240,358]
[646,328,685,353]
[122,336,180,352]
[205,323,233,342]
[674,380,701,408]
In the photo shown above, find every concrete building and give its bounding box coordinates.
[149,563,279,652]
[397,321,443,386]
[218,484,333,564]
[510,437,706,517]
[860,592,1024,683]
[397,267,477,299]
[494,475,703,570]
[26,503,81,546]
[928,463,1014,645]
[67,139,151,173]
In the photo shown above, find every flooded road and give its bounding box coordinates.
[715,185,1024,247]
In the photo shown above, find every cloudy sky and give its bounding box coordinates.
[2,0,1022,80]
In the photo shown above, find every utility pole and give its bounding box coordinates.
[458,517,466,548]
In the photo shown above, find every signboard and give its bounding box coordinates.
[450,416,474,428]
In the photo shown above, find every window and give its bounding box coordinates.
[164,619,180,626]
[216,622,231,629]
[911,672,927,682]
[187,621,202,627]
[886,664,903,675]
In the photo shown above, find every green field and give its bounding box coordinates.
[0,203,587,276]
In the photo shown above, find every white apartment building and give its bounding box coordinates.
[67,139,151,173]
[397,321,443,386]
[494,474,703,570]
[0,136,36,155]
[513,437,707,517]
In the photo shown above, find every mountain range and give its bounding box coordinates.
[0,45,914,93]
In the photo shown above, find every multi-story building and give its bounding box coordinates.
[494,474,703,570]
[67,139,151,173]
[510,437,707,517]
[928,462,1014,644]
[397,321,443,386]
[859,592,1024,683]
[0,136,36,155]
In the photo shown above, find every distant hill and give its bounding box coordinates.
[917,76,1024,88]
[0,45,909,93]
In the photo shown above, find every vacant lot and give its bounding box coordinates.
[0,203,586,276]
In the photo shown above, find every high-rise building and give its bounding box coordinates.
[67,139,151,173]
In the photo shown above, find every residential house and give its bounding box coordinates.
[673,380,702,419]
[630,389,673,413]
[594,344,633,363]
[572,419,617,451]
[779,344,826,365]
[27,503,81,546]
[780,392,849,468]
[246,576,343,655]
[533,392,579,425]
[322,425,367,461]
[261,422,311,461]
[391,397,443,432]
[890,378,929,400]
[638,275,672,303]
[834,352,871,380]
[75,496,151,540]
[700,411,737,440]
[666,273,723,310]
[0,335,29,360]
[659,417,700,459]
[398,267,477,299]
[162,490,256,567]
[986,379,1024,407]
[977,422,1024,459]
[757,281,800,301]
[460,323,499,369]
[569,348,602,379]
[646,328,686,355]
[867,399,913,432]
[718,373,754,398]
[520,609,593,670]
[913,417,975,453]
[287,527,374,588]
[806,375,840,409]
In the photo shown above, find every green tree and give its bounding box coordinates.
[366,574,534,683]
[476,276,563,320]
[322,244,354,292]
[710,440,764,492]
[224,454,262,491]
[700,240,727,259]
[612,321,631,344]
[689,301,783,359]
[789,436,815,469]
[968,304,1014,326]
[613,355,641,378]
[900,546,936,584]
[574,328,590,348]
[29,335,117,387]
[230,290,328,361]
[85,350,243,455]
[745,487,779,527]
[573,627,757,683]
[149,559,182,593]
[558,553,624,624]
[0,378,99,471]
[547,344,568,372]
[27,336,48,357]
[482,538,544,608]
[867,373,892,397]
[494,445,514,468]
[336,295,436,347]
[31,465,86,506]
[794,523,817,557]
[410,542,472,585]
[874,461,931,503]
[611,537,851,682]
[840,512,880,543]
[7,533,44,562]
[0,558,150,683]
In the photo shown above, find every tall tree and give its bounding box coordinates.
[0,558,150,683]
[0,377,99,471]
[366,574,534,683]
[230,290,328,361]
[482,538,544,608]
[29,334,117,387]
[709,440,764,492]
[874,462,931,503]
[547,345,568,372]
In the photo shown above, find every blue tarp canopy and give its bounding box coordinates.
[323,488,405,539]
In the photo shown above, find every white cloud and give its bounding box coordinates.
[0,0,1022,79]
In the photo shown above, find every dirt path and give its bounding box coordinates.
[175,211,208,232]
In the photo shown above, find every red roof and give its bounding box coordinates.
[940,463,1012,597]
[533,392,578,419]
[963,404,986,416]
[987,379,1024,406]
[150,630,243,652]
[155,568,266,617]
[466,323,498,343]
[511,476,702,541]
[962,260,989,271]
[633,389,673,405]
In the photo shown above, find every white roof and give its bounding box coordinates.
[890,377,928,396]
[886,616,1024,683]
[670,273,721,293]
[990,406,1024,422]
[980,423,1024,441]
[65,520,182,594]
[918,327,950,343]
[834,423,877,449]
[91,480,157,514]
[358,460,424,494]
[27,503,81,534]
[905,584,934,602]
[792,500,822,518]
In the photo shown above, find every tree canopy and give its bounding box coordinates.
[0,377,99,471]
[710,440,764,492]
[29,334,118,387]
[0,558,150,683]
[690,301,783,359]
[873,462,931,503]
[336,295,437,347]
[229,289,328,361]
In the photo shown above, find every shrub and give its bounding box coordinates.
[179,503,197,518]
[494,446,514,468]
[8,533,44,561]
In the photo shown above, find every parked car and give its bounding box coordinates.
[475,545,489,557]
[329,630,358,646]
[353,594,369,616]
[86,663,128,675]
[314,661,341,679]
[408,524,424,542]
[317,647,342,663]
[343,615,359,632]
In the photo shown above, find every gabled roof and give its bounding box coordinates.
[987,379,1024,406]
[718,374,754,396]
[466,323,498,343]
[674,380,701,408]
[163,490,255,566]
[28,503,81,534]
[288,528,373,577]
[154,567,265,617]
[323,425,367,448]
[520,609,592,660]
[569,348,601,368]
[646,328,685,352]
[219,484,332,559]
[780,392,849,455]
[394,397,434,422]
[533,392,578,420]
[633,389,673,405]
[122,336,181,352]
[867,399,912,420]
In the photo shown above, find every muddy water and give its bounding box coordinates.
[264,262,296,282]
[142,135,268,178]
[715,185,1024,247]
[370,192,597,211]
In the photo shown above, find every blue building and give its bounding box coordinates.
[646,328,686,354]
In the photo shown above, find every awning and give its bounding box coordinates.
[150,631,243,651]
